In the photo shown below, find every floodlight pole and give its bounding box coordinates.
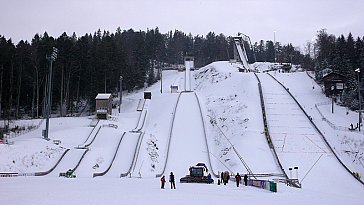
[119,76,123,113]
[44,47,58,140]
[274,31,277,63]
[356,68,362,131]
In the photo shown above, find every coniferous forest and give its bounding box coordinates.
[0,27,363,120]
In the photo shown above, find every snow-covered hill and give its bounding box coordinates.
[1,61,364,205]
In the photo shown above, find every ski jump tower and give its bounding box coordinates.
[184,56,194,91]
[233,33,251,70]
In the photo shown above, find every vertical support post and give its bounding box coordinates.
[359,77,362,132]
[44,47,58,140]
[356,68,362,132]
[160,68,163,93]
[274,31,276,64]
[294,167,298,180]
[332,97,334,114]
[119,76,123,113]
[44,59,53,140]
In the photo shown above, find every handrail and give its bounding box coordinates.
[315,103,359,133]
[254,73,300,188]
[156,92,183,177]
[93,132,126,177]
[121,132,145,177]
[268,73,364,186]
[194,92,219,178]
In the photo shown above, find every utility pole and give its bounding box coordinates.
[44,47,58,140]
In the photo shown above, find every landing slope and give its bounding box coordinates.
[165,92,209,177]
[258,73,364,194]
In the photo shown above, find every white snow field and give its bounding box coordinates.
[1,62,364,205]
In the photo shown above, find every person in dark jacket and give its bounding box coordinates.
[244,174,248,186]
[169,172,176,189]
[207,173,212,184]
[235,173,241,187]
[161,175,166,189]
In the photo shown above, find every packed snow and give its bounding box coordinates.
[1,61,364,205]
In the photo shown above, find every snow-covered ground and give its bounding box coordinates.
[271,71,364,180]
[1,62,364,205]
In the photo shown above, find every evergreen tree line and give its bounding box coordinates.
[0,28,309,120]
[252,40,313,70]
[314,29,364,109]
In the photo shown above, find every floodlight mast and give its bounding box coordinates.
[44,47,58,140]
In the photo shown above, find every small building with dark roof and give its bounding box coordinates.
[322,72,346,96]
[95,93,112,119]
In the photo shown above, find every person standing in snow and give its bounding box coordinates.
[169,172,176,189]
[244,174,248,186]
[235,173,241,187]
[207,173,212,184]
[161,175,166,189]
[223,171,229,185]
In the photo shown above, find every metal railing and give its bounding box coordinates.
[315,102,358,132]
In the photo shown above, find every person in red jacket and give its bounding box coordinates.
[235,173,241,187]
[161,175,166,189]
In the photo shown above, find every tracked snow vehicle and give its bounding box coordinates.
[180,163,213,184]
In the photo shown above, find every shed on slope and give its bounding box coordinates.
[322,72,346,96]
[95,93,112,119]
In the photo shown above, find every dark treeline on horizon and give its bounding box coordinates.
[1,27,360,120]
[314,29,364,109]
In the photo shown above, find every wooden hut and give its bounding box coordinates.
[95,93,112,119]
[322,72,346,96]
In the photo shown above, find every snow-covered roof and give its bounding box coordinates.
[95,93,112,100]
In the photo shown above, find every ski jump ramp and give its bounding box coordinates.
[233,36,250,70]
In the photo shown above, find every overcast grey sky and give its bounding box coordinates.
[1,0,363,48]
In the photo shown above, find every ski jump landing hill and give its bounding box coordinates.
[155,91,218,178]
[257,73,364,192]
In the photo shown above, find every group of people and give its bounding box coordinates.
[219,171,248,187]
[160,171,249,189]
[234,173,248,187]
[160,172,176,189]
[349,123,360,131]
